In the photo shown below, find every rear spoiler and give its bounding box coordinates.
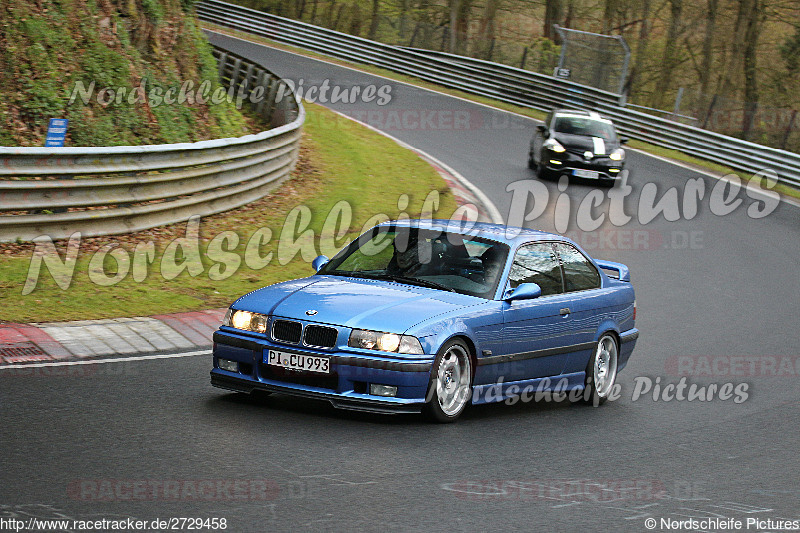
[595,260,630,282]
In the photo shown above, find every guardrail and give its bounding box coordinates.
[0,47,303,242]
[197,0,800,188]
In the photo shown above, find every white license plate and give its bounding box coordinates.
[266,350,330,374]
[573,169,600,179]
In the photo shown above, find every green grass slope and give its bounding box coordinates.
[0,0,252,147]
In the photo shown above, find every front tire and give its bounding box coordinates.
[583,333,619,406]
[423,339,473,423]
[536,162,553,180]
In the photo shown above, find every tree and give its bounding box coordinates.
[544,0,563,41]
[653,0,683,108]
[628,0,651,97]
[699,0,718,95]
[741,0,764,138]
[369,0,381,39]
[477,0,501,58]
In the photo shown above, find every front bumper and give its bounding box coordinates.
[544,151,623,180]
[210,330,434,414]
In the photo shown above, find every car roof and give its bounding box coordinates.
[552,109,613,124]
[376,219,567,247]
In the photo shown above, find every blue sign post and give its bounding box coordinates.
[45,119,69,147]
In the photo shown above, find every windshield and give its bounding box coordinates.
[318,226,510,299]
[554,116,616,141]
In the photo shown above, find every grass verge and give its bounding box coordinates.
[0,103,458,322]
[202,22,800,202]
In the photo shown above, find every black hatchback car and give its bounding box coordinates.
[528,109,627,185]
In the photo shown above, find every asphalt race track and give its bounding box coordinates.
[1,31,799,532]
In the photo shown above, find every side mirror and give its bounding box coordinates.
[619,136,628,144]
[311,255,329,272]
[503,282,542,302]
[536,125,548,136]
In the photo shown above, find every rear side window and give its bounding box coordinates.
[508,243,563,296]
[554,243,601,292]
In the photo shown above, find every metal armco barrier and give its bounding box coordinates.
[197,0,800,188]
[0,47,303,242]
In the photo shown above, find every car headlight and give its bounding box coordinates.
[609,148,625,161]
[544,139,566,153]
[225,309,269,333]
[348,329,424,354]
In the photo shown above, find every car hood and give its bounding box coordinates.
[553,132,619,155]
[233,275,481,333]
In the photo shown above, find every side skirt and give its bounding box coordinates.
[471,372,586,405]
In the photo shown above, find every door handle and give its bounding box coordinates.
[560,308,571,317]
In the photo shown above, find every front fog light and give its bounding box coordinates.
[370,384,397,397]
[218,359,238,372]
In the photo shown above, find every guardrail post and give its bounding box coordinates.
[254,71,269,116]
[671,87,684,120]
[217,52,228,81]
[239,63,254,99]
[229,58,242,89]
[265,78,280,123]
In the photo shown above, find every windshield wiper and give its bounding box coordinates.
[372,274,456,292]
[325,270,377,279]
[326,271,456,293]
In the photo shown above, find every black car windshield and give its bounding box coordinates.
[554,116,616,141]
[318,226,510,299]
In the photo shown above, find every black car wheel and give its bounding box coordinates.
[423,339,473,423]
[582,333,619,406]
[536,162,552,180]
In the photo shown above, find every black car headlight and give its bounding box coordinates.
[348,329,424,354]
[609,148,625,161]
[543,139,566,153]
[224,309,269,333]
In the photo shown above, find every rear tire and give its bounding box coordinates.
[423,339,473,423]
[582,333,619,406]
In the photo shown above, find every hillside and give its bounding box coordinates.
[0,0,253,147]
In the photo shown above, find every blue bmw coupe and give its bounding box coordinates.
[211,220,638,422]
